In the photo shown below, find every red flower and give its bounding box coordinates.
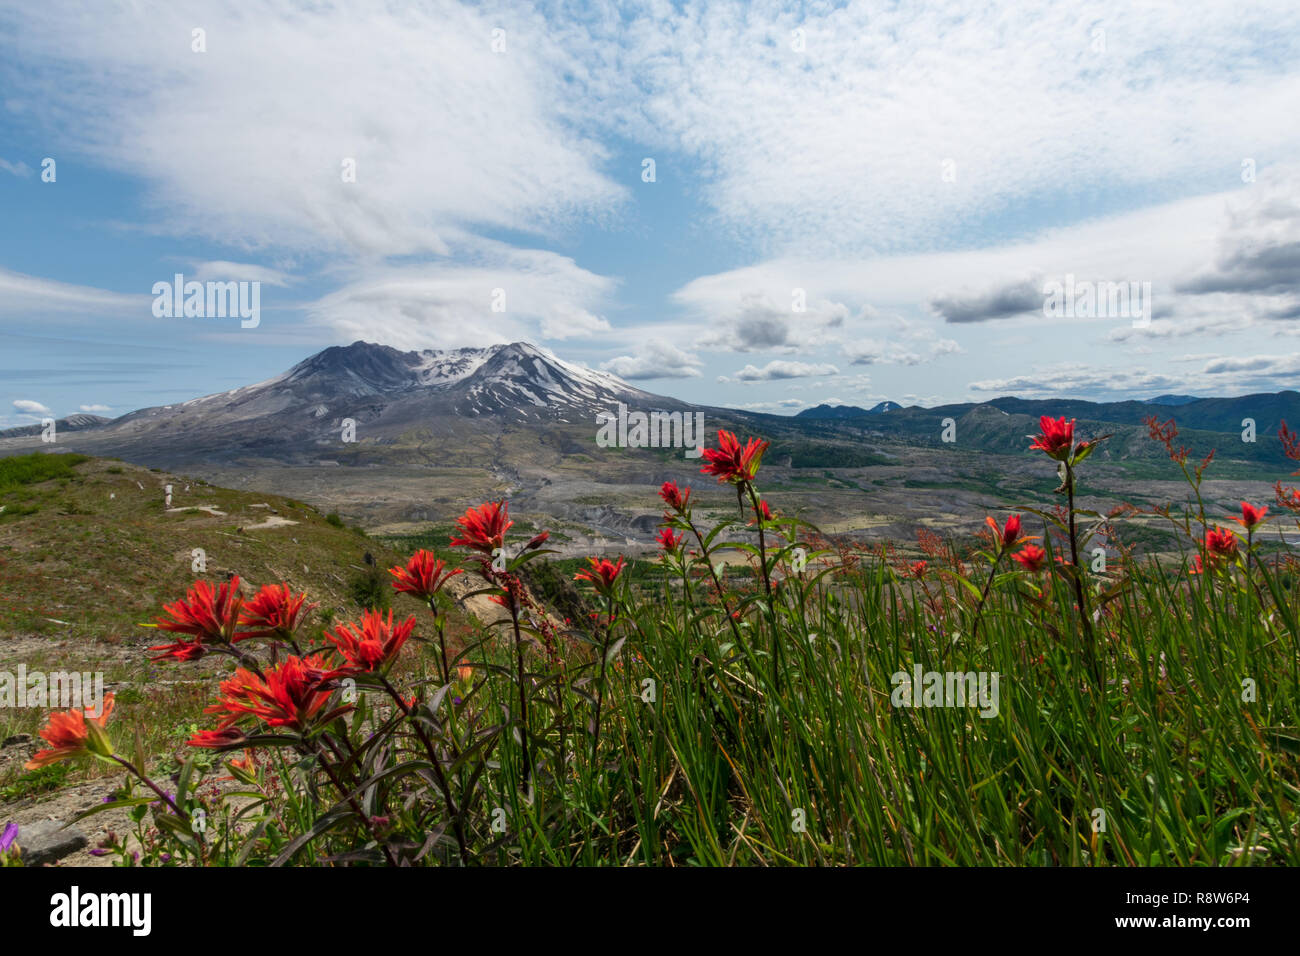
[388,550,462,601]
[908,560,927,579]
[326,609,418,673]
[151,577,244,650]
[575,555,626,596]
[451,500,512,554]
[187,727,247,750]
[1281,420,1300,463]
[756,500,774,522]
[1276,482,1300,513]
[1012,544,1047,573]
[1205,526,1239,560]
[1230,501,1268,531]
[1028,416,1076,460]
[148,640,207,663]
[238,582,317,640]
[26,694,115,769]
[659,480,692,513]
[700,430,770,484]
[985,513,1023,549]
[1188,554,1205,576]
[205,655,345,732]
[656,527,683,553]
[524,531,550,551]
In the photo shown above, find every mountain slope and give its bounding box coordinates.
[0,342,675,467]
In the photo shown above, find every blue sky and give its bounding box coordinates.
[3,0,1300,427]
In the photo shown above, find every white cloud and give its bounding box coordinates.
[0,268,144,316]
[0,157,32,177]
[618,0,1300,255]
[729,360,839,382]
[540,303,611,340]
[602,339,703,380]
[305,245,616,350]
[12,399,51,416]
[190,261,294,287]
[4,1,625,258]
[969,365,1187,399]
[79,403,111,412]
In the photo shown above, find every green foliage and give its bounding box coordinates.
[349,561,390,611]
[1,763,71,801]
[0,453,88,492]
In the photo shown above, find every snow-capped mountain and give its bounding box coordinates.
[0,341,683,466]
[229,341,654,415]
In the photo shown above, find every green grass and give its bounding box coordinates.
[5,451,1297,868]
[0,452,88,492]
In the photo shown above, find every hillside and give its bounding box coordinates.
[0,453,493,793]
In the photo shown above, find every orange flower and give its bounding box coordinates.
[238,582,317,640]
[25,694,116,769]
[451,501,512,554]
[700,430,769,484]
[388,550,462,600]
[326,609,417,673]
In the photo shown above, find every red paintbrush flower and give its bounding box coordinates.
[1230,501,1268,531]
[908,560,927,579]
[25,694,115,769]
[1205,526,1239,560]
[1028,416,1076,460]
[756,499,774,522]
[205,655,345,732]
[700,430,769,484]
[388,550,462,601]
[450,501,512,554]
[985,513,1023,549]
[148,640,207,663]
[150,576,243,648]
[1012,544,1047,573]
[1281,420,1300,463]
[238,582,317,640]
[659,480,692,513]
[656,527,683,553]
[575,555,626,596]
[187,727,247,750]
[1276,482,1300,513]
[326,609,417,674]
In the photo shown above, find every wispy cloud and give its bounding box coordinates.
[0,157,32,177]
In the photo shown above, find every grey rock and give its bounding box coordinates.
[17,820,89,866]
